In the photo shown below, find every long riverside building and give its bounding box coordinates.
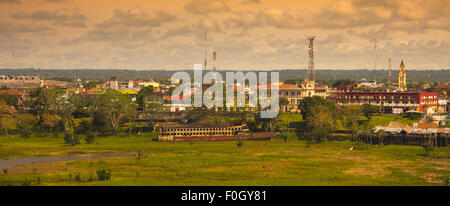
[158,121,273,141]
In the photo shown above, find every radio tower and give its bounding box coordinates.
[203,32,207,71]
[212,48,217,84]
[307,36,315,81]
[374,37,377,81]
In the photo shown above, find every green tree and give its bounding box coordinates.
[332,79,354,87]
[15,113,38,130]
[299,96,336,120]
[342,105,362,140]
[41,113,61,135]
[98,90,133,133]
[0,95,19,107]
[305,105,335,131]
[0,117,15,136]
[361,104,378,120]
[83,81,99,89]
[136,86,154,107]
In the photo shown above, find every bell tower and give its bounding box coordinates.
[398,60,407,91]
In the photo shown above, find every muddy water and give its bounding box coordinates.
[0,153,135,170]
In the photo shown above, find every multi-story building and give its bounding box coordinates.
[0,75,41,89]
[336,85,438,114]
[438,97,447,114]
[279,81,328,112]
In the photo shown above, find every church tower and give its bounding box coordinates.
[398,60,407,91]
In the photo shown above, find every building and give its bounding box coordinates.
[356,79,377,88]
[157,121,273,141]
[163,95,191,112]
[438,97,447,114]
[279,81,328,112]
[0,75,41,89]
[137,80,160,88]
[336,85,438,114]
[118,90,138,101]
[42,80,72,89]
[103,77,137,91]
[118,81,135,90]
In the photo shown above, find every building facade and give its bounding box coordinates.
[279,81,328,112]
[336,86,438,114]
[0,75,41,89]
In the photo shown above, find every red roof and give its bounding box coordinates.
[278,84,300,89]
[0,90,23,96]
[164,95,191,101]
[436,83,450,89]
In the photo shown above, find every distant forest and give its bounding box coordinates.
[0,68,448,86]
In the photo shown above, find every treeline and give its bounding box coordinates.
[0,88,155,145]
[1,69,448,83]
[277,96,387,143]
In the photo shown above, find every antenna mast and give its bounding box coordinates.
[374,37,377,81]
[212,48,217,84]
[204,32,207,71]
[307,36,315,81]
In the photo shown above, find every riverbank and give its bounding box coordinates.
[0,136,449,186]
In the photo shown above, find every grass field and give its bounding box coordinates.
[0,135,449,186]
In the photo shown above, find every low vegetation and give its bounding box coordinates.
[0,136,449,186]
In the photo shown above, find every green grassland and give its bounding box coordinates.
[0,135,449,186]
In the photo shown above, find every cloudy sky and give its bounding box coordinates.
[0,0,449,70]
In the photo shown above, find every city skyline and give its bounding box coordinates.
[0,0,449,70]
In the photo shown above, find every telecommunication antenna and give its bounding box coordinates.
[204,32,207,71]
[307,36,315,81]
[212,48,217,84]
[374,37,377,81]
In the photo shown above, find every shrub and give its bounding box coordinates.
[76,119,92,134]
[36,176,41,185]
[136,151,142,161]
[20,130,32,138]
[75,173,81,182]
[276,133,288,142]
[236,141,243,147]
[96,169,112,181]
[22,178,31,186]
[64,132,79,146]
[85,132,96,144]
[3,168,7,175]
[353,142,369,150]
[307,128,330,143]
[422,143,434,156]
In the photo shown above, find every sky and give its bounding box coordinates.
[0,0,449,70]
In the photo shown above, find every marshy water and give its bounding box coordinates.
[0,153,135,170]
